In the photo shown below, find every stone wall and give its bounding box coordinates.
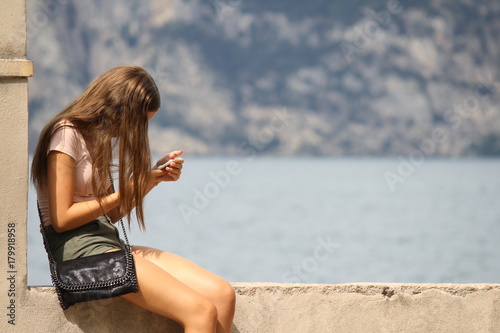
[5,283,500,332]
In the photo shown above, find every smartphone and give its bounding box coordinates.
[156,158,175,170]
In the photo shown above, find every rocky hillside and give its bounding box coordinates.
[27,0,500,156]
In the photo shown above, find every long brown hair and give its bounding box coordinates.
[31,65,160,229]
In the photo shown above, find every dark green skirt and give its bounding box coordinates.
[43,215,127,262]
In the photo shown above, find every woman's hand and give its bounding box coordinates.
[149,150,184,189]
[111,151,184,222]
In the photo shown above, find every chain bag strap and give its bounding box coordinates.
[38,172,138,309]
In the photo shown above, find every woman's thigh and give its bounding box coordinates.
[132,245,234,305]
[122,255,210,322]
[121,254,217,332]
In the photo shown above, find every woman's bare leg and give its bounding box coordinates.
[120,254,218,333]
[131,246,236,333]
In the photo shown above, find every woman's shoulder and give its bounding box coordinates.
[52,120,85,140]
[53,119,75,131]
[50,120,87,156]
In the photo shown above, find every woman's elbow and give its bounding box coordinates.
[50,215,71,233]
[51,222,69,233]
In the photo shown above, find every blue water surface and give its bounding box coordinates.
[28,157,500,285]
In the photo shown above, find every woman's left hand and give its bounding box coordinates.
[154,150,184,182]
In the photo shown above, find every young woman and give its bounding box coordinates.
[31,65,235,333]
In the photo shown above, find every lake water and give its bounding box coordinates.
[28,157,500,286]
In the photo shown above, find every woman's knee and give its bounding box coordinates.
[187,298,218,329]
[215,280,236,309]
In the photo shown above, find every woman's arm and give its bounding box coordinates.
[47,151,184,228]
[106,153,185,223]
[48,150,184,230]
[47,151,120,232]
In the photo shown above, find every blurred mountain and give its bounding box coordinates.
[27,0,500,156]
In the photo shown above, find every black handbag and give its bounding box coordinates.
[38,177,139,309]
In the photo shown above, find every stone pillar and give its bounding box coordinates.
[0,0,33,330]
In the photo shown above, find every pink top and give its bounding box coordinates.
[37,121,108,227]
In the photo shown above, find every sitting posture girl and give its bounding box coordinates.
[31,65,235,333]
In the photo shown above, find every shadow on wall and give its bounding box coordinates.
[62,297,245,332]
[63,298,183,332]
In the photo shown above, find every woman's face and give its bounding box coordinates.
[147,111,157,121]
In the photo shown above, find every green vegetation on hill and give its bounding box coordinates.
[27,0,500,156]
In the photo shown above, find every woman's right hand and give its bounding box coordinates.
[147,169,167,192]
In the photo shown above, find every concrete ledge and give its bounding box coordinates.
[12,283,500,332]
[0,59,34,77]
